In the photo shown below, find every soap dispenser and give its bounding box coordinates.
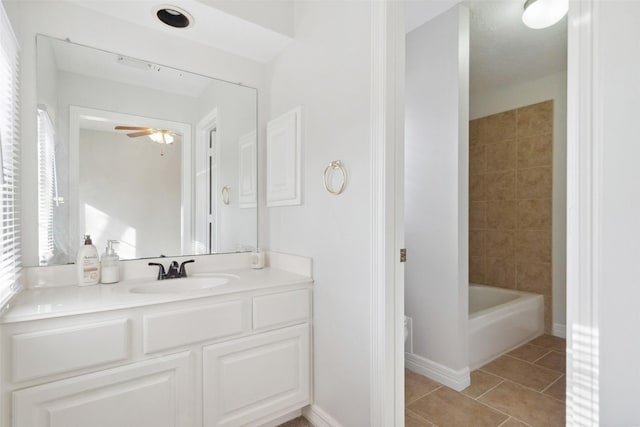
[76,234,100,286]
[251,247,265,269]
[101,240,121,284]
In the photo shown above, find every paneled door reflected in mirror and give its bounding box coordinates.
[35,35,257,266]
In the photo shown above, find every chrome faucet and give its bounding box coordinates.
[148,259,195,280]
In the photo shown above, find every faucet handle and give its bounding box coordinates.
[148,262,166,280]
[179,259,195,278]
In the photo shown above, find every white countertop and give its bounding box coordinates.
[0,267,312,324]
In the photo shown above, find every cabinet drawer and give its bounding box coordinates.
[253,289,310,330]
[143,300,247,354]
[11,319,130,383]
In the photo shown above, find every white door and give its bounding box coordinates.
[203,324,310,427]
[12,352,194,427]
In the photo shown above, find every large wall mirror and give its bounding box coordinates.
[34,34,258,266]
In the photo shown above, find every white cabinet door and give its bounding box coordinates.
[13,352,194,427]
[203,324,310,427]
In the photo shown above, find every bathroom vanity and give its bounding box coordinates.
[0,255,313,427]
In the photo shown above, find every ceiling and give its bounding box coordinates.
[405,0,567,94]
[44,36,213,98]
[66,0,293,63]
[63,0,565,96]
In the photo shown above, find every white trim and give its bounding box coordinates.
[68,106,192,259]
[405,352,471,392]
[302,405,343,427]
[552,323,566,339]
[266,106,302,207]
[256,409,301,427]
[370,1,404,427]
[566,0,600,425]
[195,109,220,253]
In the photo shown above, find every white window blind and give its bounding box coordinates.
[0,3,21,309]
[37,108,58,265]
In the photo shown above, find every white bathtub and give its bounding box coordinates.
[468,284,544,370]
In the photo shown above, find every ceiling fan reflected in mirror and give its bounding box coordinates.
[114,126,179,144]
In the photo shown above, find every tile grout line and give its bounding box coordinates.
[405,385,443,407]
[405,408,437,427]
[531,349,554,364]
[507,348,552,364]
[473,385,537,427]
[498,416,534,427]
[478,366,562,397]
[473,395,529,426]
[501,353,565,377]
[473,379,505,401]
[539,374,566,402]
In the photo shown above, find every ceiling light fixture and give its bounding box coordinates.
[149,130,174,144]
[156,6,193,29]
[522,0,568,29]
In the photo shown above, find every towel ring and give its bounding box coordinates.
[323,160,347,195]
[222,186,230,205]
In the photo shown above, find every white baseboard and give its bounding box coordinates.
[552,323,566,338]
[405,352,470,391]
[259,410,302,427]
[302,404,343,427]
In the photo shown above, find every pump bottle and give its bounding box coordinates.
[76,235,100,286]
[101,240,121,284]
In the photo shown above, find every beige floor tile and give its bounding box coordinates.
[529,334,566,352]
[543,375,566,402]
[406,409,435,427]
[462,370,503,398]
[277,416,313,427]
[481,355,562,391]
[405,369,441,404]
[408,387,508,427]
[508,344,551,363]
[500,418,529,426]
[535,351,565,373]
[479,381,565,427]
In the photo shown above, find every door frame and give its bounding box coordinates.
[369,1,405,426]
[195,109,220,254]
[371,0,601,426]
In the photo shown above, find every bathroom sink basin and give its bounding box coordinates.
[128,275,234,294]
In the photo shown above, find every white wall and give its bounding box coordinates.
[199,0,294,37]
[405,4,470,383]
[471,71,567,331]
[4,0,267,266]
[266,1,373,425]
[79,129,181,259]
[590,1,640,423]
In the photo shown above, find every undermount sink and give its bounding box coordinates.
[128,275,236,294]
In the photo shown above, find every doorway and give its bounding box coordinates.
[402,1,567,425]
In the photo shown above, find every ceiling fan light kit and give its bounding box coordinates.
[522,0,568,29]
[114,126,177,144]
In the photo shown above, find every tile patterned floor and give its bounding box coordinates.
[278,335,565,427]
[406,334,566,427]
[277,416,313,427]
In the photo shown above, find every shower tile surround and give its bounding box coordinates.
[469,101,554,331]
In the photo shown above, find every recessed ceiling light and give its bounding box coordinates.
[155,6,193,29]
[522,0,568,29]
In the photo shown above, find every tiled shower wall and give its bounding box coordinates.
[469,100,553,332]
